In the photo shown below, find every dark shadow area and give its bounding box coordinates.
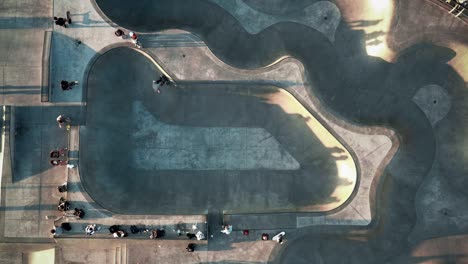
[243,0,320,16]
[0,85,41,95]
[348,19,382,28]
[12,105,86,182]
[0,17,50,29]
[49,32,97,103]
[81,47,355,215]
[83,0,467,261]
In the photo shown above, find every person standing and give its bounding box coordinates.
[56,115,71,128]
[85,224,96,235]
[128,32,142,48]
[50,225,63,237]
[54,16,68,28]
[186,243,195,252]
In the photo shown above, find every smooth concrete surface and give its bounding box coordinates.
[209,0,341,41]
[81,46,357,214]
[0,0,467,263]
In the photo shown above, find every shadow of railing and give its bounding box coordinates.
[139,33,206,48]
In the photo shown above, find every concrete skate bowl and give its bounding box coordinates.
[79,47,357,214]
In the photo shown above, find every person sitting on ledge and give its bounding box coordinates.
[50,225,63,237]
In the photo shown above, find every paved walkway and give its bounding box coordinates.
[0,0,467,263]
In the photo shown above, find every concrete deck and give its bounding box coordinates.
[0,0,467,263]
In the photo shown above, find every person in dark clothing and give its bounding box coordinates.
[57,197,70,212]
[54,17,67,27]
[61,222,72,231]
[186,233,196,239]
[186,243,195,252]
[73,208,85,219]
[109,225,121,234]
[115,29,125,37]
[57,183,67,192]
[61,80,78,91]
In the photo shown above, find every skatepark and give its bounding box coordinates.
[0,0,467,263]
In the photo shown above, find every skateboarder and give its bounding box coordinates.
[61,80,78,91]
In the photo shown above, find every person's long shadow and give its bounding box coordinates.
[67,11,110,28]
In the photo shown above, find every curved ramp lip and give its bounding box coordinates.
[80,45,361,215]
[90,0,311,70]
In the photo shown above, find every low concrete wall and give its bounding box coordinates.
[41,31,52,102]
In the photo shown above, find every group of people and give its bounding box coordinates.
[447,0,468,17]
[220,224,286,244]
[51,182,86,237]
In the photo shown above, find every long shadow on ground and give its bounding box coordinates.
[81,47,354,215]
[94,0,468,263]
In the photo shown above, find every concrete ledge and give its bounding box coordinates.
[41,31,52,102]
[5,106,14,183]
